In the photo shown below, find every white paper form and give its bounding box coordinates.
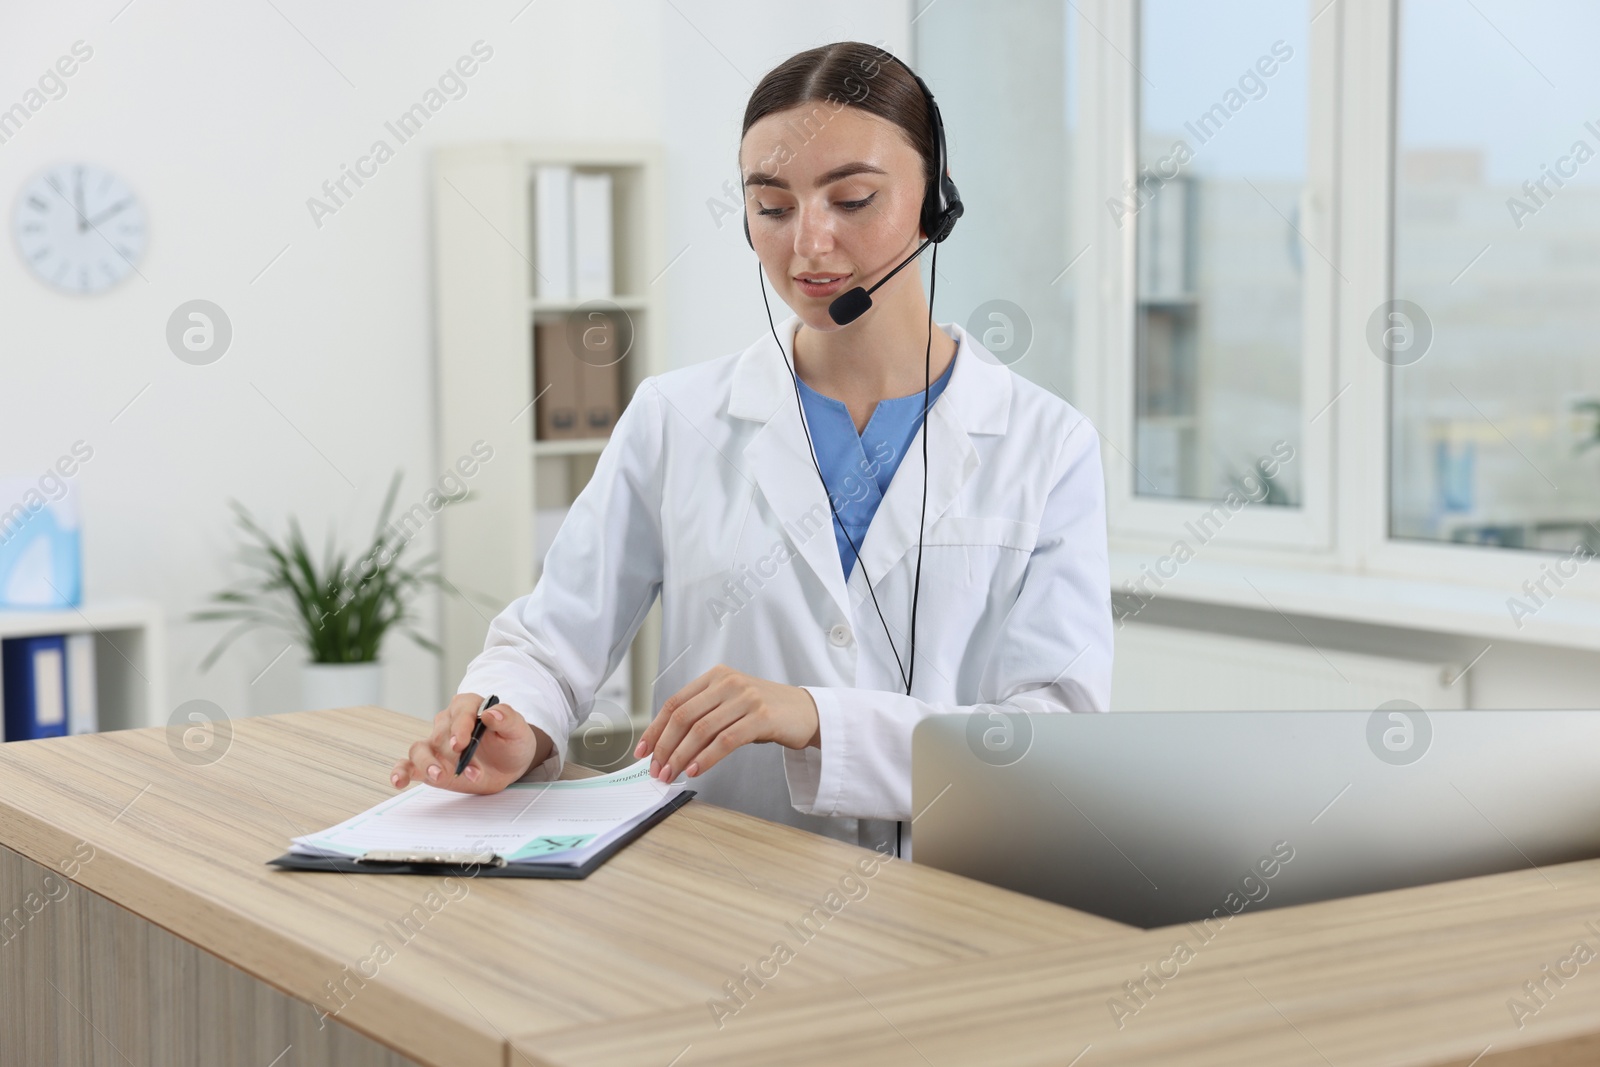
[288,758,686,866]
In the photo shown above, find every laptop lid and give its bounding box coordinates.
[912,710,1600,928]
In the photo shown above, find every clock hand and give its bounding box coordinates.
[74,169,86,234]
[85,198,133,230]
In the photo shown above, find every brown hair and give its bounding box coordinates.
[740,42,936,187]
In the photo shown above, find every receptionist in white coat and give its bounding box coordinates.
[391,41,1112,858]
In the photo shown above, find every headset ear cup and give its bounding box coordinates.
[930,174,963,243]
[923,178,963,244]
[918,76,961,245]
[941,174,963,221]
[743,211,752,250]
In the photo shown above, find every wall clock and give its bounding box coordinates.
[13,163,146,295]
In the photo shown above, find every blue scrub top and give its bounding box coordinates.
[795,342,958,581]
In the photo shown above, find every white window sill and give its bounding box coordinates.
[1109,551,1600,653]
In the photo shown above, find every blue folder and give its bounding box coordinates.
[2,634,70,742]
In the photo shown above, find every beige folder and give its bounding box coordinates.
[534,322,580,440]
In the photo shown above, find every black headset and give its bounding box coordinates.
[746,49,963,708]
[743,57,963,294]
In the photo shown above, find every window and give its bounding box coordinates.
[1390,0,1600,553]
[920,0,1600,586]
[1135,0,1308,507]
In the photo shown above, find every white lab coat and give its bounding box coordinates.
[457,315,1112,856]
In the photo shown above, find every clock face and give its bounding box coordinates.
[13,164,146,295]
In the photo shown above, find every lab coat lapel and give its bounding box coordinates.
[852,324,1012,593]
[850,400,973,593]
[731,321,854,623]
[727,318,1013,615]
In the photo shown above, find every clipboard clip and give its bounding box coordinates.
[354,849,507,868]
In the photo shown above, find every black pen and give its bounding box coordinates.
[454,694,499,777]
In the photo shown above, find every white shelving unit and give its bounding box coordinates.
[0,600,167,739]
[432,142,665,722]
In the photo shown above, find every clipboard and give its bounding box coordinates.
[266,789,695,879]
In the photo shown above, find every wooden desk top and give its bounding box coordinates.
[519,855,1600,1066]
[0,706,1130,1067]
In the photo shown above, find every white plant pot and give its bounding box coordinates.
[301,661,383,711]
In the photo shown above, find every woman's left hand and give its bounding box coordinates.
[635,664,820,782]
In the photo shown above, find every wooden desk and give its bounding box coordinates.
[7,706,1597,1066]
[0,706,1127,1066]
[519,859,1600,1066]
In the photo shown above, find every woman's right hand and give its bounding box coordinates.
[390,693,553,794]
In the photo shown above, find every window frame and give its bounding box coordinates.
[1078,0,1600,600]
[1078,0,1338,552]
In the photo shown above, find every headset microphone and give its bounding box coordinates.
[827,236,934,326]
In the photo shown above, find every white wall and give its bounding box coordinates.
[660,0,912,367]
[915,0,1077,397]
[0,0,908,729]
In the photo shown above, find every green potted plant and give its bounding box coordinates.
[193,471,456,710]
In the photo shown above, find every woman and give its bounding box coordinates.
[390,42,1111,857]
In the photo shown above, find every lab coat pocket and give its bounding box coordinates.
[920,515,1039,602]
[925,515,1040,553]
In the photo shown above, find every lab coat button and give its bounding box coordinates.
[828,624,852,647]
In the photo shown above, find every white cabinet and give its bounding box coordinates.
[0,601,167,737]
[432,143,665,723]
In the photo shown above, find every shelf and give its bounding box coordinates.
[0,600,162,639]
[532,438,610,457]
[435,141,665,718]
[530,296,648,314]
[1109,550,1600,652]
[0,598,167,737]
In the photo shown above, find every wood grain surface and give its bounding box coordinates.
[19,705,1594,1067]
[516,858,1600,1066]
[1,842,426,1067]
[0,705,1131,1066]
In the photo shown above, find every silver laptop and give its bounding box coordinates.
[911,710,1600,928]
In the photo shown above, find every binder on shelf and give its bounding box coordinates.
[573,312,621,436]
[2,634,69,742]
[571,171,613,300]
[535,320,621,440]
[66,632,97,735]
[578,355,620,436]
[534,322,581,440]
[534,165,574,301]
